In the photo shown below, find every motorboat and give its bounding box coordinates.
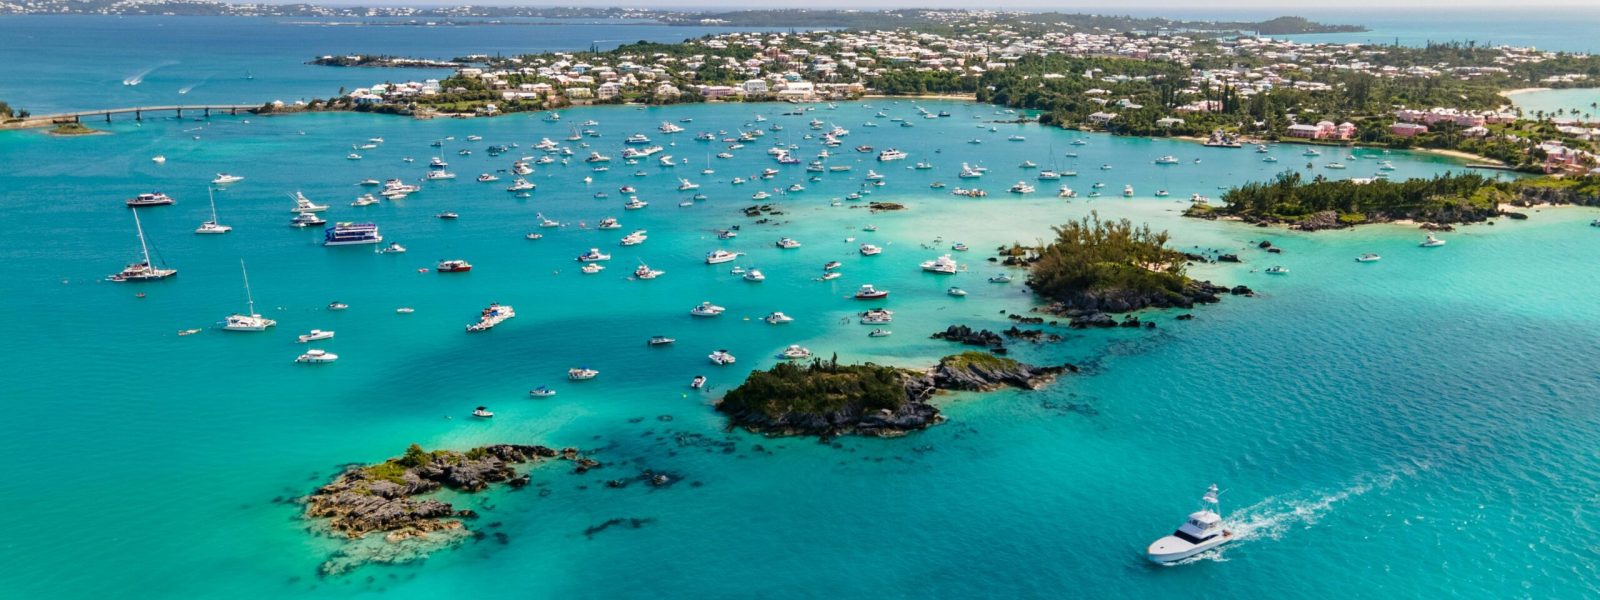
[859,308,893,324]
[921,255,959,274]
[824,260,842,271]
[296,349,339,363]
[528,386,557,398]
[1265,265,1289,274]
[212,173,244,185]
[576,248,612,262]
[581,263,604,274]
[878,148,908,161]
[775,237,801,249]
[868,329,892,337]
[289,191,327,213]
[568,368,599,381]
[854,284,889,299]
[297,329,335,343]
[1009,182,1035,194]
[623,197,649,210]
[328,302,349,310]
[989,273,1013,283]
[426,170,456,181]
[952,243,969,252]
[947,287,967,297]
[859,244,882,256]
[620,230,648,246]
[380,242,407,254]
[351,194,380,207]
[633,264,664,280]
[765,311,794,324]
[477,173,500,182]
[690,302,726,317]
[1154,155,1180,165]
[395,307,414,314]
[1356,253,1382,262]
[742,269,765,282]
[471,406,493,418]
[538,213,561,228]
[780,345,812,360]
[708,350,737,365]
[435,212,458,220]
[1421,234,1447,247]
[648,336,676,346]
[290,212,326,228]
[436,259,473,272]
[690,376,706,390]
[466,303,515,332]
[125,192,175,208]
[1124,185,1135,197]
[705,250,741,264]
[1147,485,1233,563]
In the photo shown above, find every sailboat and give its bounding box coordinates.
[223,259,276,331]
[195,188,232,234]
[109,207,177,282]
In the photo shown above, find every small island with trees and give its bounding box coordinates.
[716,352,1070,438]
[1022,213,1237,322]
[1187,172,1600,229]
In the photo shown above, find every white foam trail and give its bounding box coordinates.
[1167,468,1415,565]
[122,60,179,87]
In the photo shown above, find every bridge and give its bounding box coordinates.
[41,104,262,123]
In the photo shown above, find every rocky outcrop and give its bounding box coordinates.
[1045,279,1228,316]
[932,324,1006,351]
[303,443,596,574]
[717,353,1072,439]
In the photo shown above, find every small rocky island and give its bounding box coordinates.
[302,443,598,575]
[716,352,1071,438]
[1019,212,1239,324]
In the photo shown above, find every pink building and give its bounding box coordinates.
[1390,123,1429,137]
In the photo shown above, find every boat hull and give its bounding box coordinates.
[1146,533,1232,563]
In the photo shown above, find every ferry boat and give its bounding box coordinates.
[436,259,473,272]
[690,301,726,317]
[859,244,883,256]
[708,350,737,365]
[765,311,794,324]
[126,192,175,207]
[920,255,959,274]
[854,284,889,299]
[877,148,908,162]
[705,250,741,264]
[466,303,515,332]
[1147,484,1233,563]
[289,192,327,213]
[576,248,612,262]
[110,208,178,282]
[568,368,599,381]
[211,173,244,185]
[290,212,326,228]
[323,222,383,246]
[297,329,335,343]
[223,261,275,331]
[295,349,338,364]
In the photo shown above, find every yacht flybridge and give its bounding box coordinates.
[1147,484,1233,563]
[223,260,276,331]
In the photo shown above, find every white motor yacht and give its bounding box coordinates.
[1147,484,1234,563]
[765,311,794,324]
[920,255,959,274]
[297,329,335,343]
[1421,234,1447,247]
[690,302,726,317]
[708,349,737,365]
[295,349,339,363]
[212,173,244,185]
[780,345,812,360]
[289,191,327,213]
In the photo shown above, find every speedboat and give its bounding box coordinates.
[868,329,892,337]
[576,248,612,262]
[289,191,327,213]
[597,217,621,230]
[690,375,706,389]
[1265,265,1289,274]
[297,329,335,343]
[620,230,648,246]
[1421,234,1447,247]
[708,350,737,365]
[947,287,967,297]
[765,311,794,324]
[380,242,407,254]
[568,368,599,381]
[1009,182,1035,194]
[471,406,493,418]
[1356,253,1382,262]
[581,263,604,274]
[860,308,893,324]
[1147,484,1233,563]
[291,213,328,228]
[528,386,557,398]
[328,302,349,310]
[295,349,339,364]
[780,345,812,360]
[859,244,882,256]
[690,301,726,317]
[743,269,765,282]
[988,273,1013,283]
[854,284,889,299]
[648,336,676,346]
[633,264,664,280]
[705,249,741,264]
[212,173,244,185]
[776,237,801,249]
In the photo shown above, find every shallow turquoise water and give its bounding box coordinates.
[1508,88,1600,120]
[3,99,1598,598]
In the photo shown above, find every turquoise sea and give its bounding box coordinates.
[6,11,1600,600]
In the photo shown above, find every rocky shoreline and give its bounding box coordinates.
[716,353,1073,439]
[302,443,599,575]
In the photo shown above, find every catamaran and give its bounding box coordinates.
[223,260,276,331]
[109,208,177,282]
[195,188,232,234]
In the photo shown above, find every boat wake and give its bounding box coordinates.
[1168,467,1417,565]
[122,60,178,86]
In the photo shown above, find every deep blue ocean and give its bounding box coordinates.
[3,12,1600,600]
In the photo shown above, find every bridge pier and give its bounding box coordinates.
[176,108,182,119]
[135,109,141,122]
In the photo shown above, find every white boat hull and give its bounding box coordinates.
[1147,533,1232,563]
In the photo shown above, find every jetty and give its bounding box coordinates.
[1,104,261,130]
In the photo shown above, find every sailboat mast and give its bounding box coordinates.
[208,187,219,222]
[133,207,153,265]
[240,259,256,314]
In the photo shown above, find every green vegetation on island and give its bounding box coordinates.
[1191,171,1600,228]
[1025,212,1225,314]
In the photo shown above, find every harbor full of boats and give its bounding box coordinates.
[12,98,1548,593]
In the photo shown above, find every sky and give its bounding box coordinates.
[294,1,1597,8]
